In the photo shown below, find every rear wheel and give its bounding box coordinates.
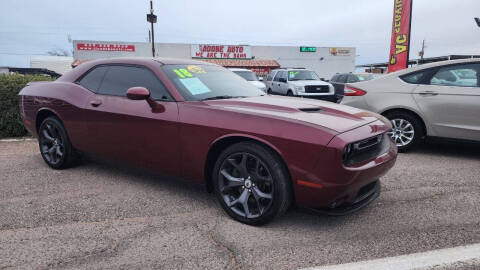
[384,111,424,152]
[38,116,79,169]
[267,88,272,94]
[213,142,291,225]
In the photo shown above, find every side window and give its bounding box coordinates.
[347,74,359,83]
[331,75,339,82]
[77,66,108,92]
[338,74,348,83]
[273,71,282,82]
[279,71,287,82]
[430,64,479,87]
[267,72,274,81]
[401,71,427,84]
[98,65,172,100]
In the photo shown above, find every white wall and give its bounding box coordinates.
[252,46,355,79]
[30,56,74,75]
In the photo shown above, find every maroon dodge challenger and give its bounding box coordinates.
[19,58,397,225]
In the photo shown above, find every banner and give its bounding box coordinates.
[77,43,135,52]
[191,45,251,59]
[387,0,413,73]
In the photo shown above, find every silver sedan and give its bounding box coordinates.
[341,59,480,151]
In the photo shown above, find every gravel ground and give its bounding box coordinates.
[1,140,479,270]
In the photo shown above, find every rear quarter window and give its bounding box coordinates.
[77,66,109,92]
[400,71,427,84]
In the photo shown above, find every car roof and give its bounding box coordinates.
[272,68,309,71]
[390,58,480,77]
[73,57,218,67]
[228,68,252,72]
[57,57,218,83]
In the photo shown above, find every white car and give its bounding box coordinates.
[229,68,266,92]
[266,68,337,102]
[341,58,480,151]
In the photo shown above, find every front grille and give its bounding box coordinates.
[343,133,390,166]
[305,85,330,93]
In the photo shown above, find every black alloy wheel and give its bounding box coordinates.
[38,116,78,169]
[213,142,291,225]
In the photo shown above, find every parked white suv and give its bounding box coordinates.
[229,68,266,92]
[266,68,337,102]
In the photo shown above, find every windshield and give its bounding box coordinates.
[288,70,320,81]
[233,71,258,81]
[162,64,264,101]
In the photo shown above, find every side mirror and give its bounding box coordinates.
[126,87,150,100]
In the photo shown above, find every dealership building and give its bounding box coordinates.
[72,40,356,79]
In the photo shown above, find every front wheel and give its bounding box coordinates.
[286,90,294,96]
[38,116,79,169]
[213,142,292,225]
[384,112,424,152]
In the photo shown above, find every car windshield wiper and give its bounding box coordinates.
[201,95,247,101]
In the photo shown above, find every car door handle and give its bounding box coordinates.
[418,90,438,96]
[90,100,102,107]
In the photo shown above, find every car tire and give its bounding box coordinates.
[212,141,292,225]
[384,111,424,152]
[286,90,294,96]
[267,88,272,94]
[38,116,79,169]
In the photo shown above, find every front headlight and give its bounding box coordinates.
[295,86,305,93]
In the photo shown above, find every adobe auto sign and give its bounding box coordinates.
[191,44,251,59]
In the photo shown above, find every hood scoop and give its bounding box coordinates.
[299,108,323,113]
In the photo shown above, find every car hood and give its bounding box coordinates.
[289,80,332,87]
[204,95,383,133]
[249,81,266,89]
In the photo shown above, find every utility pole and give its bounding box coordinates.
[418,39,426,61]
[147,0,157,57]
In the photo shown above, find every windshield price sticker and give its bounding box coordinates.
[187,65,206,74]
[179,77,211,95]
[173,68,193,78]
[289,71,299,78]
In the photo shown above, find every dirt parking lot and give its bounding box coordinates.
[1,139,479,269]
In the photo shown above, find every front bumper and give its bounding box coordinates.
[291,120,397,211]
[305,180,381,216]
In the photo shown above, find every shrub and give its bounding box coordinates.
[0,74,54,138]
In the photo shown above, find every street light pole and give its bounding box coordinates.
[147,0,157,57]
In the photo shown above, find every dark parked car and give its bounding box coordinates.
[330,73,379,102]
[19,58,397,225]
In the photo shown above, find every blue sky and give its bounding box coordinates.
[1,0,480,67]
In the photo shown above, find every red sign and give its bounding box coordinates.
[77,43,136,52]
[387,0,413,73]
